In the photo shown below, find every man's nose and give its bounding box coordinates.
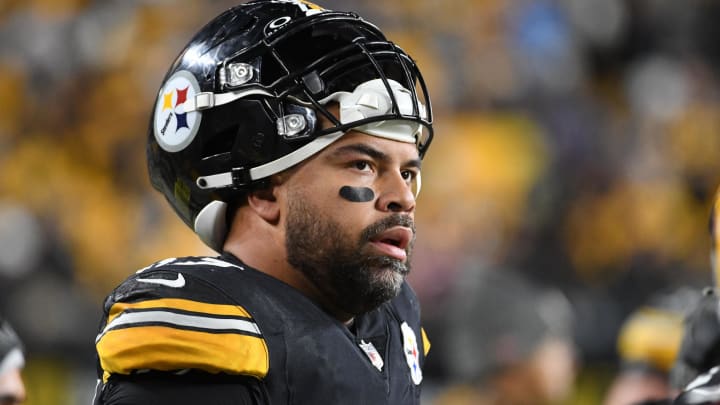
[376,173,416,213]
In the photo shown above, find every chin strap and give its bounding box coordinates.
[192,130,346,252]
[196,130,346,190]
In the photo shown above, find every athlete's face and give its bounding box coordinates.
[0,369,25,405]
[283,130,421,316]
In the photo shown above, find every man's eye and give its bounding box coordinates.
[401,170,417,181]
[353,161,371,171]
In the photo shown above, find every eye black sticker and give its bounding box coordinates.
[339,186,375,203]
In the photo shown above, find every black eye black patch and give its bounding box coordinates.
[339,186,375,203]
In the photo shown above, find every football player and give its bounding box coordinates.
[92,1,434,404]
[603,287,699,405]
[670,190,720,405]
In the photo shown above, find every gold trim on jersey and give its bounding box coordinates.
[97,298,269,382]
[421,327,430,356]
[105,298,254,324]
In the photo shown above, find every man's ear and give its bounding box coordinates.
[248,186,280,222]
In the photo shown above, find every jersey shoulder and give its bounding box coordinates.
[96,256,269,382]
[105,256,250,304]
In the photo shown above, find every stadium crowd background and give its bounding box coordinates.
[2,0,720,403]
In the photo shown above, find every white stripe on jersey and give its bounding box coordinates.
[97,310,260,343]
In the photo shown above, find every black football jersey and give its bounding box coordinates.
[94,253,430,404]
[673,366,720,404]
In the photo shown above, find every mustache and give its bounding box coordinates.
[361,214,416,242]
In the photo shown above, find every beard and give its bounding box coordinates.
[285,196,415,316]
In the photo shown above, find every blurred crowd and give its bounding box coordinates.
[3,0,720,404]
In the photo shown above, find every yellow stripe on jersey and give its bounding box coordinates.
[106,298,253,324]
[97,299,269,382]
[421,327,430,356]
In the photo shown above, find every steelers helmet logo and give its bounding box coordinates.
[154,70,202,152]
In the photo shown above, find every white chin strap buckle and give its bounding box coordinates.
[194,200,228,252]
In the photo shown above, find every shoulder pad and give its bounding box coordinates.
[96,256,268,382]
[107,256,246,304]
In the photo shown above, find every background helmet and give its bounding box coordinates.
[147,0,433,251]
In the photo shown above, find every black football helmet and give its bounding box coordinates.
[147,0,433,251]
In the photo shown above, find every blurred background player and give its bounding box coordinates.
[432,266,577,405]
[669,189,720,404]
[670,290,720,404]
[603,288,700,405]
[0,317,25,405]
